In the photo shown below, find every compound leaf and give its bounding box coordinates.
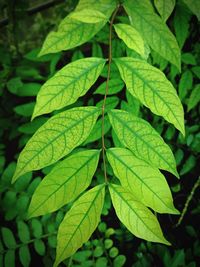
[108,109,179,177]
[154,0,175,22]
[32,58,105,119]
[12,107,100,182]
[109,184,170,245]
[68,9,107,23]
[114,58,185,135]
[123,0,181,70]
[107,148,179,214]
[28,150,100,217]
[54,185,105,267]
[114,23,145,57]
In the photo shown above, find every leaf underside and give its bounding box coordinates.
[108,109,179,177]
[54,185,105,267]
[33,57,106,118]
[109,184,170,245]
[13,107,100,182]
[107,148,179,214]
[28,150,100,217]
[114,57,185,135]
[123,0,181,70]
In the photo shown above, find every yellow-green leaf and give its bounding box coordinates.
[114,57,185,135]
[39,19,106,56]
[28,150,100,218]
[114,23,145,56]
[107,148,179,214]
[123,0,181,70]
[32,58,105,119]
[12,107,100,182]
[109,184,170,245]
[54,185,105,267]
[75,0,117,18]
[154,0,175,22]
[68,9,107,23]
[108,109,179,177]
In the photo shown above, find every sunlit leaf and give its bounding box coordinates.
[69,9,107,23]
[39,19,106,56]
[114,57,185,135]
[108,109,179,177]
[114,23,145,56]
[54,185,105,267]
[32,58,105,118]
[12,107,100,182]
[28,150,100,217]
[109,184,170,245]
[107,148,179,214]
[154,0,175,22]
[123,0,181,70]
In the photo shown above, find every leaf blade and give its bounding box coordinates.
[114,23,145,56]
[108,109,179,177]
[54,185,105,267]
[28,150,100,217]
[114,57,185,135]
[123,0,181,69]
[109,184,170,245]
[33,58,106,118]
[12,107,100,182]
[107,148,179,214]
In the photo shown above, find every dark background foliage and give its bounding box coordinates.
[0,0,200,266]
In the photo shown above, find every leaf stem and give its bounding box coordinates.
[175,175,200,227]
[101,5,120,184]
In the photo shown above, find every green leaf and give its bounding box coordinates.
[154,0,175,22]
[107,148,179,214]
[54,185,105,267]
[68,9,107,23]
[109,184,170,245]
[75,0,116,17]
[28,150,100,217]
[178,70,193,100]
[19,245,31,267]
[114,23,145,56]
[94,78,124,95]
[14,102,35,117]
[108,109,179,177]
[32,58,105,118]
[4,250,15,267]
[183,0,200,20]
[12,107,100,182]
[1,227,16,248]
[173,2,191,49]
[114,58,185,135]
[187,84,200,111]
[84,116,111,145]
[123,0,181,70]
[39,20,106,56]
[17,221,30,243]
[34,239,46,256]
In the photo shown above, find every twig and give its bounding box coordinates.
[175,176,200,227]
